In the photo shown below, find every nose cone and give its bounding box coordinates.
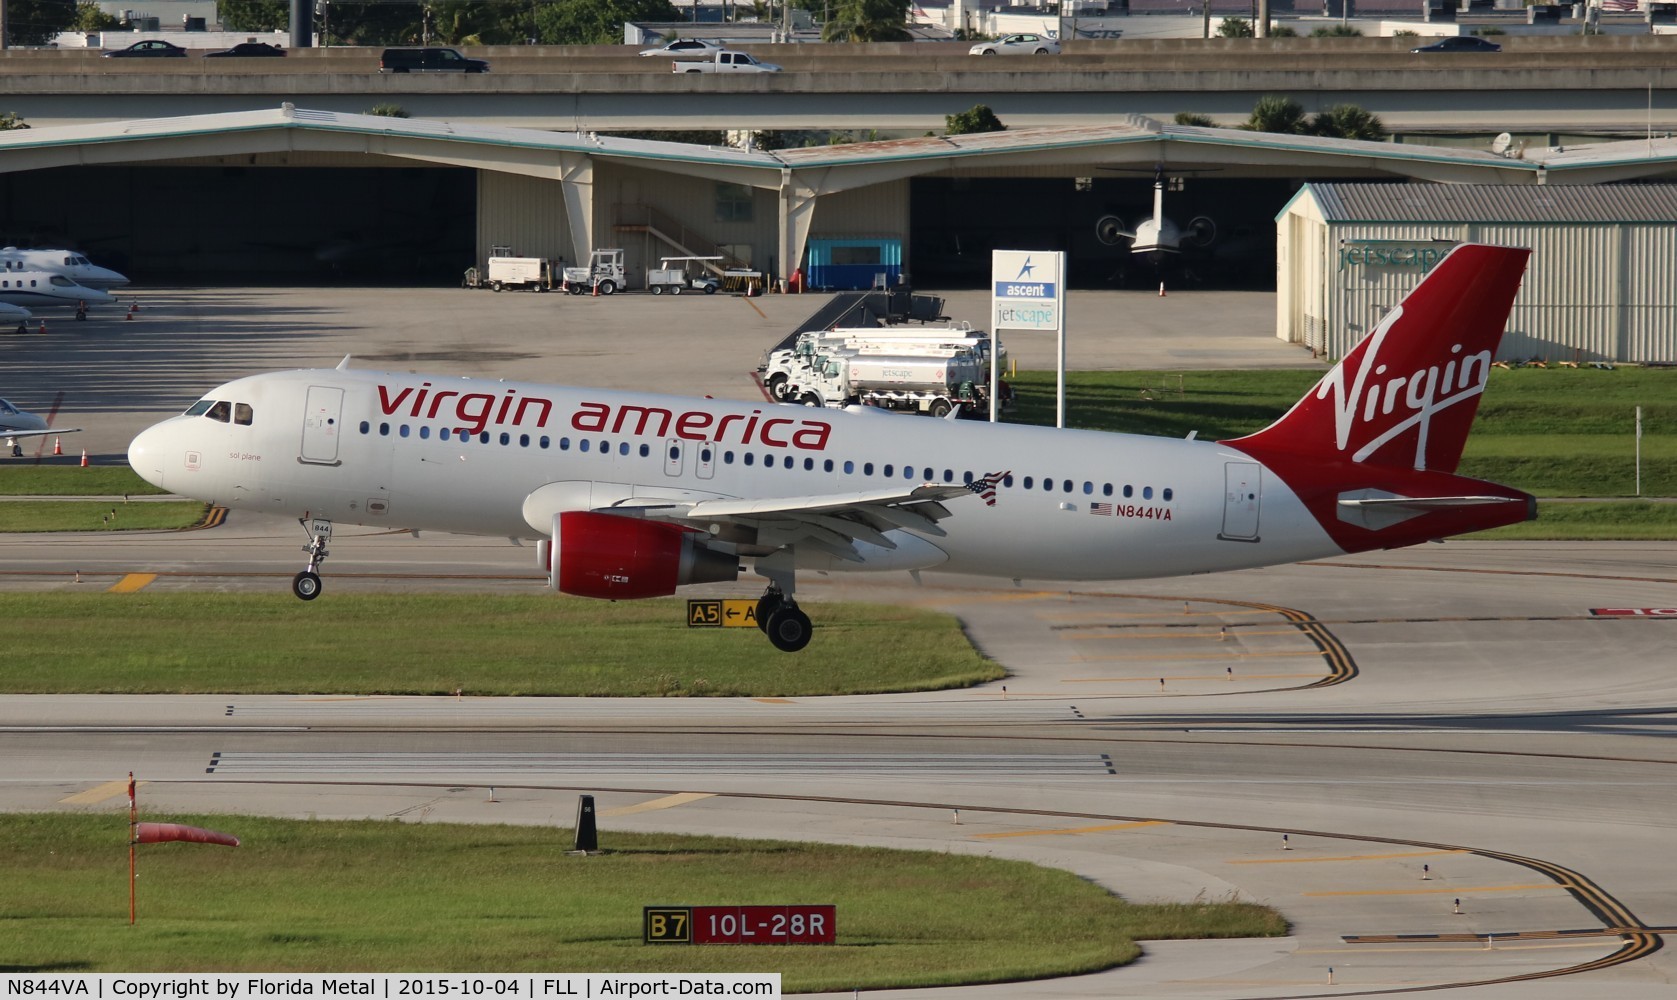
[127,422,168,491]
[87,266,129,289]
[82,286,117,305]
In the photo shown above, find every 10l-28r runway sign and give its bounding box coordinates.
[644,905,836,944]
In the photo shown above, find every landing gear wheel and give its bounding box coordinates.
[756,591,784,631]
[292,571,322,601]
[765,606,812,652]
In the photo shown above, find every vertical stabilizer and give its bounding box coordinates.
[1226,244,1530,474]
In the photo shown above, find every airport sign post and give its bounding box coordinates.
[686,599,761,628]
[991,251,1066,427]
[644,905,837,944]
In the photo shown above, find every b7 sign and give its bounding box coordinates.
[644,905,836,945]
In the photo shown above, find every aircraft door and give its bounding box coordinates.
[664,438,684,477]
[696,441,716,480]
[1220,462,1260,541]
[300,385,345,466]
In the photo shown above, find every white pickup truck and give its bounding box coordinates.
[673,50,781,73]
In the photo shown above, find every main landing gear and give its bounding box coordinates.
[755,582,812,653]
[292,517,332,601]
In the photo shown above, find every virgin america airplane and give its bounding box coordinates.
[128,243,1535,652]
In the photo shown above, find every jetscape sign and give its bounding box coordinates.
[991,251,1064,332]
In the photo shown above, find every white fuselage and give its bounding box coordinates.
[128,368,1340,582]
[0,269,116,307]
[0,398,49,435]
[0,248,129,289]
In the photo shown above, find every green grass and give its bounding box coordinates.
[0,500,210,532]
[0,466,168,496]
[1009,366,1677,500]
[0,593,1001,696]
[1471,501,1677,540]
[0,814,1285,990]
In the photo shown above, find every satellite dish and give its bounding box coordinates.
[1491,132,1513,156]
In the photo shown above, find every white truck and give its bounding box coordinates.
[673,50,782,73]
[790,349,991,417]
[646,256,722,295]
[761,326,1002,402]
[560,249,626,295]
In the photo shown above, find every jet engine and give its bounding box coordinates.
[540,511,737,600]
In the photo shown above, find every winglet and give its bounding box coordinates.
[336,355,352,371]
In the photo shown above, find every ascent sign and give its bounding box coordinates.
[992,250,1064,332]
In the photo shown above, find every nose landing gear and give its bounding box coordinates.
[293,517,332,601]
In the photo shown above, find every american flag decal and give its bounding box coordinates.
[1091,502,1113,516]
[967,469,1009,507]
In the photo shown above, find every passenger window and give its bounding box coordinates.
[803,457,814,471]
[1163,488,1173,501]
[1023,476,1034,489]
[844,460,854,474]
[824,460,834,473]
[541,436,551,448]
[864,462,874,475]
[1143,486,1154,500]
[744,453,755,466]
[500,432,510,445]
[380,423,391,436]
[441,427,452,440]
[1082,482,1093,495]
[580,440,591,453]
[400,425,410,438]
[420,426,431,440]
[360,420,371,434]
[205,401,232,423]
[884,464,894,477]
[1103,483,1112,496]
[1123,485,1134,498]
[522,434,531,447]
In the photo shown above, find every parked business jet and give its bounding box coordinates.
[0,269,116,309]
[128,244,1535,652]
[0,300,32,332]
[2,397,80,457]
[0,248,130,289]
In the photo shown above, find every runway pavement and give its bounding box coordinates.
[5,286,1677,997]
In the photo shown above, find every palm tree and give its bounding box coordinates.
[1240,95,1310,134]
[1313,104,1387,141]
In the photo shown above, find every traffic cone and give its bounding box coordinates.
[129,301,140,313]
[1158,282,1166,297]
[52,436,62,456]
[592,281,599,297]
[79,448,89,468]
[38,319,45,334]
[126,304,135,321]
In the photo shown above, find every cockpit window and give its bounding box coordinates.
[234,402,253,426]
[0,399,18,415]
[49,275,73,287]
[205,401,232,423]
[185,399,214,416]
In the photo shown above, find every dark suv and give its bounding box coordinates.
[378,48,490,73]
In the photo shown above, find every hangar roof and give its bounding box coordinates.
[2,105,1674,189]
[1301,182,1677,222]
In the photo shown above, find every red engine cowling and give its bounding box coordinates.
[548,511,737,600]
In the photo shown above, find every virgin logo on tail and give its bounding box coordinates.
[1316,306,1493,470]
[1227,243,1531,476]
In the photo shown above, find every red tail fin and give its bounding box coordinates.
[1227,244,1530,474]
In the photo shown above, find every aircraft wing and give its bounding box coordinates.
[619,476,1007,562]
[4,426,80,441]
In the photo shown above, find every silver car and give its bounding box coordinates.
[639,38,726,59]
[969,33,1060,55]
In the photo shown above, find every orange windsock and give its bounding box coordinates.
[134,822,240,847]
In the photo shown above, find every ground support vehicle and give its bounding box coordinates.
[647,256,722,295]
[561,249,627,295]
[480,256,551,292]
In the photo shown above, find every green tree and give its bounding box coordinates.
[1311,103,1386,141]
[1173,112,1216,127]
[1309,24,1361,35]
[536,0,680,44]
[222,0,288,32]
[945,104,1006,136]
[1216,17,1252,37]
[74,0,119,30]
[1268,23,1298,36]
[1240,94,1310,134]
[8,0,77,45]
[0,111,30,130]
[368,103,411,117]
[821,0,910,41]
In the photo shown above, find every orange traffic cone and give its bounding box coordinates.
[79,448,89,468]
[1158,282,1166,297]
[37,319,46,334]
[592,281,599,297]
[52,436,62,456]
[128,301,139,313]
[126,304,135,321]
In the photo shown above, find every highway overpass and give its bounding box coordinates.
[3,35,1676,133]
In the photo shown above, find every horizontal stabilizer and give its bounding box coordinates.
[1337,489,1529,531]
